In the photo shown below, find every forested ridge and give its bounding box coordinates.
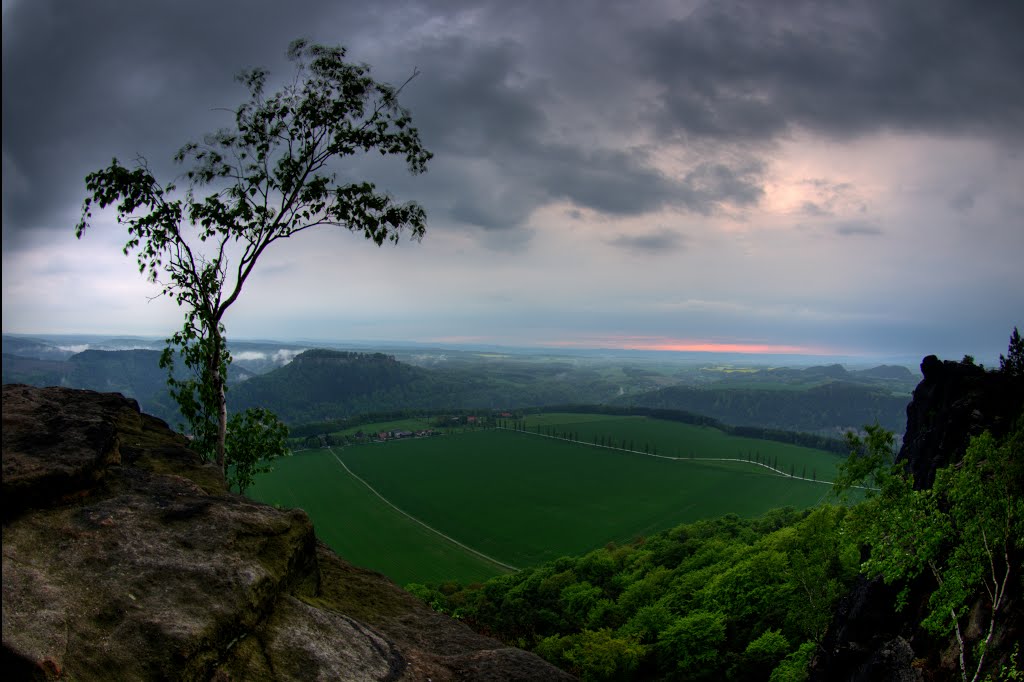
[622,381,909,435]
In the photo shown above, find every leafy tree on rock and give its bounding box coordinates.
[225,406,290,494]
[835,424,1023,682]
[76,40,431,482]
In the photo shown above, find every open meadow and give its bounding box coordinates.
[521,412,844,479]
[249,414,844,585]
[245,447,505,586]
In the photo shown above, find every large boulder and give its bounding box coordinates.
[1,384,574,681]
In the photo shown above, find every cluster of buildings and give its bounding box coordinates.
[368,428,436,442]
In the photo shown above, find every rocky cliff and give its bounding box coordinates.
[899,355,1024,489]
[810,357,1024,682]
[1,384,574,681]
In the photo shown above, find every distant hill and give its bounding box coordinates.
[704,362,918,394]
[229,349,455,422]
[2,349,181,423]
[1,354,68,386]
[850,364,917,381]
[620,381,909,435]
[1,336,79,361]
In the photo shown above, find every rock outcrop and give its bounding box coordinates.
[1,384,574,681]
[899,355,1024,489]
[810,357,1024,682]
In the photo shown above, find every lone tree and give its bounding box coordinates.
[76,40,431,487]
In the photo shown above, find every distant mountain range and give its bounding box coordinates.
[2,335,917,436]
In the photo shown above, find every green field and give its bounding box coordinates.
[521,412,843,480]
[250,414,843,585]
[246,447,505,586]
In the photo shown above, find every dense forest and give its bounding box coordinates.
[409,506,857,681]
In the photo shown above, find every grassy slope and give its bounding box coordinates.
[340,427,835,568]
[247,448,506,586]
[252,415,843,584]
[524,413,843,480]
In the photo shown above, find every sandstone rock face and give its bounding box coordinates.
[2,385,574,681]
[899,355,1024,489]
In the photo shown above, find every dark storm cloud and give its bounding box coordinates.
[1,0,379,239]
[537,147,682,216]
[636,0,1024,142]
[397,36,549,157]
[4,0,1022,247]
[396,32,760,227]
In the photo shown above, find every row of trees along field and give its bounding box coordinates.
[509,405,851,454]
[499,422,821,479]
[409,415,1023,682]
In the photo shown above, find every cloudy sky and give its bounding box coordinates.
[3,0,1022,362]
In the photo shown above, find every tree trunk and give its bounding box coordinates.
[211,327,228,475]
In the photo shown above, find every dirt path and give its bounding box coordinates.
[327,447,519,572]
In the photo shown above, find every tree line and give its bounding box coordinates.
[513,405,850,455]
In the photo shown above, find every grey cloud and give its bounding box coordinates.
[800,201,830,217]
[797,179,868,218]
[446,178,538,230]
[607,229,687,253]
[677,161,764,214]
[836,222,883,237]
[537,147,679,216]
[949,189,976,213]
[382,6,772,229]
[400,36,549,157]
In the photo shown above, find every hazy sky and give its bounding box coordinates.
[3,0,1022,361]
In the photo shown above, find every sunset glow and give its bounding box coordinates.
[542,336,834,356]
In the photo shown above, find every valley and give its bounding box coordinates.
[248,414,844,585]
